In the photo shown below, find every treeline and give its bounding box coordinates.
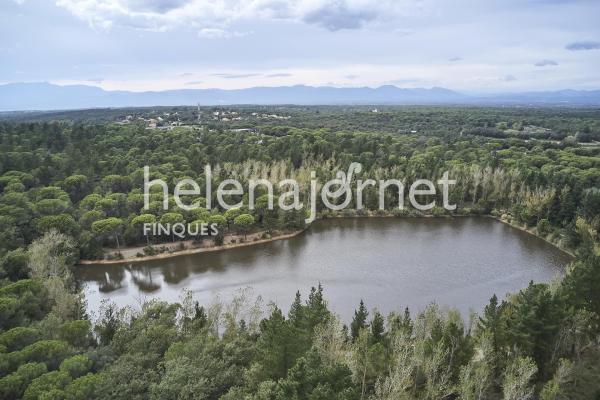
[0,120,599,263]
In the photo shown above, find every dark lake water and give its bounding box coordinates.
[76,217,571,321]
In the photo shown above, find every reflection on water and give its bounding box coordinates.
[76,217,572,320]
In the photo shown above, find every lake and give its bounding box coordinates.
[76,217,572,321]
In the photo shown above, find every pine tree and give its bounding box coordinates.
[288,290,306,329]
[504,282,564,378]
[478,294,503,359]
[371,310,385,344]
[401,307,413,336]
[288,290,311,356]
[562,255,600,318]
[306,283,330,333]
[256,306,298,380]
[351,300,369,342]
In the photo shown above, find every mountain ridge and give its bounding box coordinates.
[1,82,600,111]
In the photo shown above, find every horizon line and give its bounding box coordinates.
[2,81,600,95]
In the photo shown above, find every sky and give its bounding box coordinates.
[1,0,599,93]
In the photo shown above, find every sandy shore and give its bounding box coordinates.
[79,228,307,265]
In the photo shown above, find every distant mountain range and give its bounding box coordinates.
[1,82,600,111]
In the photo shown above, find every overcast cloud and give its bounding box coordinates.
[52,0,428,32]
[534,59,559,67]
[565,40,600,51]
[1,0,599,91]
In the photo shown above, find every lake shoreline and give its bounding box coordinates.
[78,228,309,265]
[489,215,575,258]
[78,213,574,265]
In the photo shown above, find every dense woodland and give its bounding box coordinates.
[3,106,600,142]
[0,106,600,399]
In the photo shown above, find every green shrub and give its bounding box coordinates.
[59,355,93,379]
[23,370,71,400]
[0,362,47,400]
[0,327,41,353]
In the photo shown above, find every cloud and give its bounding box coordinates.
[345,74,358,79]
[448,57,462,62]
[500,74,517,82]
[534,59,558,67]
[565,40,600,50]
[86,78,104,83]
[186,80,203,85]
[198,28,250,39]
[302,3,377,31]
[129,0,189,13]
[212,73,262,79]
[54,0,429,33]
[265,73,292,78]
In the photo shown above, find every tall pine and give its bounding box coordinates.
[351,299,369,342]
